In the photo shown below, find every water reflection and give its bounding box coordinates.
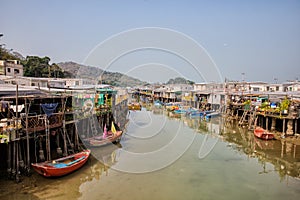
[163,107,300,180]
[3,106,299,200]
[86,144,121,181]
[19,144,120,200]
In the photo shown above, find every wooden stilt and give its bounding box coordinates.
[12,138,16,177]
[7,131,12,176]
[63,120,67,157]
[281,141,285,158]
[15,84,20,182]
[74,123,79,151]
[266,117,269,131]
[283,118,286,137]
[271,117,276,131]
[45,117,51,161]
[25,98,30,173]
[295,119,298,134]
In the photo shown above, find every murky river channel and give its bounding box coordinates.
[1,108,300,200]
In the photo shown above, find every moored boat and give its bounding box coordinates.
[128,102,141,110]
[85,122,123,147]
[189,110,214,117]
[165,102,181,111]
[86,130,123,147]
[254,127,274,140]
[31,149,91,177]
[205,112,220,119]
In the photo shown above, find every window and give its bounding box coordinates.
[276,86,279,91]
[75,81,79,86]
[7,68,11,73]
[14,69,20,74]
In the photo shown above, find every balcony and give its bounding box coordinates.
[21,113,63,133]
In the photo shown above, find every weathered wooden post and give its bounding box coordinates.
[15,84,20,182]
[282,118,286,137]
[62,97,67,157]
[25,97,30,174]
[62,120,67,157]
[295,119,298,135]
[7,129,12,177]
[281,140,285,158]
[45,116,51,161]
[271,117,276,131]
[286,119,294,136]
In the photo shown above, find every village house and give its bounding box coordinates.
[191,82,225,110]
[0,60,24,77]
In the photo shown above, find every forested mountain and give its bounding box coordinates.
[58,62,147,87]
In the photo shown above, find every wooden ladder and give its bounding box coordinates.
[248,111,258,130]
[238,110,248,126]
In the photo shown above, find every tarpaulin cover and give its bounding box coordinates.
[41,103,58,117]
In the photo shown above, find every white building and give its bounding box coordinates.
[0,60,24,77]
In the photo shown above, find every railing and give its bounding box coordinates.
[182,96,193,101]
[21,113,63,133]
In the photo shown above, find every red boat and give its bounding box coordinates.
[254,127,274,140]
[31,149,91,177]
[85,130,123,147]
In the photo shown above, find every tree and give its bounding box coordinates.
[22,56,65,78]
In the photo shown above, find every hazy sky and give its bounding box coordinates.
[1,0,299,83]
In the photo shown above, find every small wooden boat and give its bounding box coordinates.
[128,103,141,110]
[31,149,91,177]
[165,103,180,111]
[205,112,220,119]
[254,127,274,140]
[85,122,123,147]
[154,101,163,108]
[174,107,196,114]
[189,110,214,117]
[86,130,123,147]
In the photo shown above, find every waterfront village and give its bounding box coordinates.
[0,59,300,181]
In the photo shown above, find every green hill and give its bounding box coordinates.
[58,62,147,87]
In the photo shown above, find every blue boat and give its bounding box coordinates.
[154,101,163,108]
[189,110,214,117]
[205,112,220,120]
[174,107,196,114]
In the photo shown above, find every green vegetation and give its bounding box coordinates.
[58,62,148,87]
[0,47,19,60]
[166,77,195,85]
[22,56,65,78]
[279,97,290,112]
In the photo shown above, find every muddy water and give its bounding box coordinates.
[1,108,300,200]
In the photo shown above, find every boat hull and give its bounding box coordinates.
[254,127,274,140]
[128,103,141,110]
[31,149,91,177]
[205,112,220,119]
[85,131,123,147]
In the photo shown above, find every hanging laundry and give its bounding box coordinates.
[41,103,58,117]
[10,104,25,112]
